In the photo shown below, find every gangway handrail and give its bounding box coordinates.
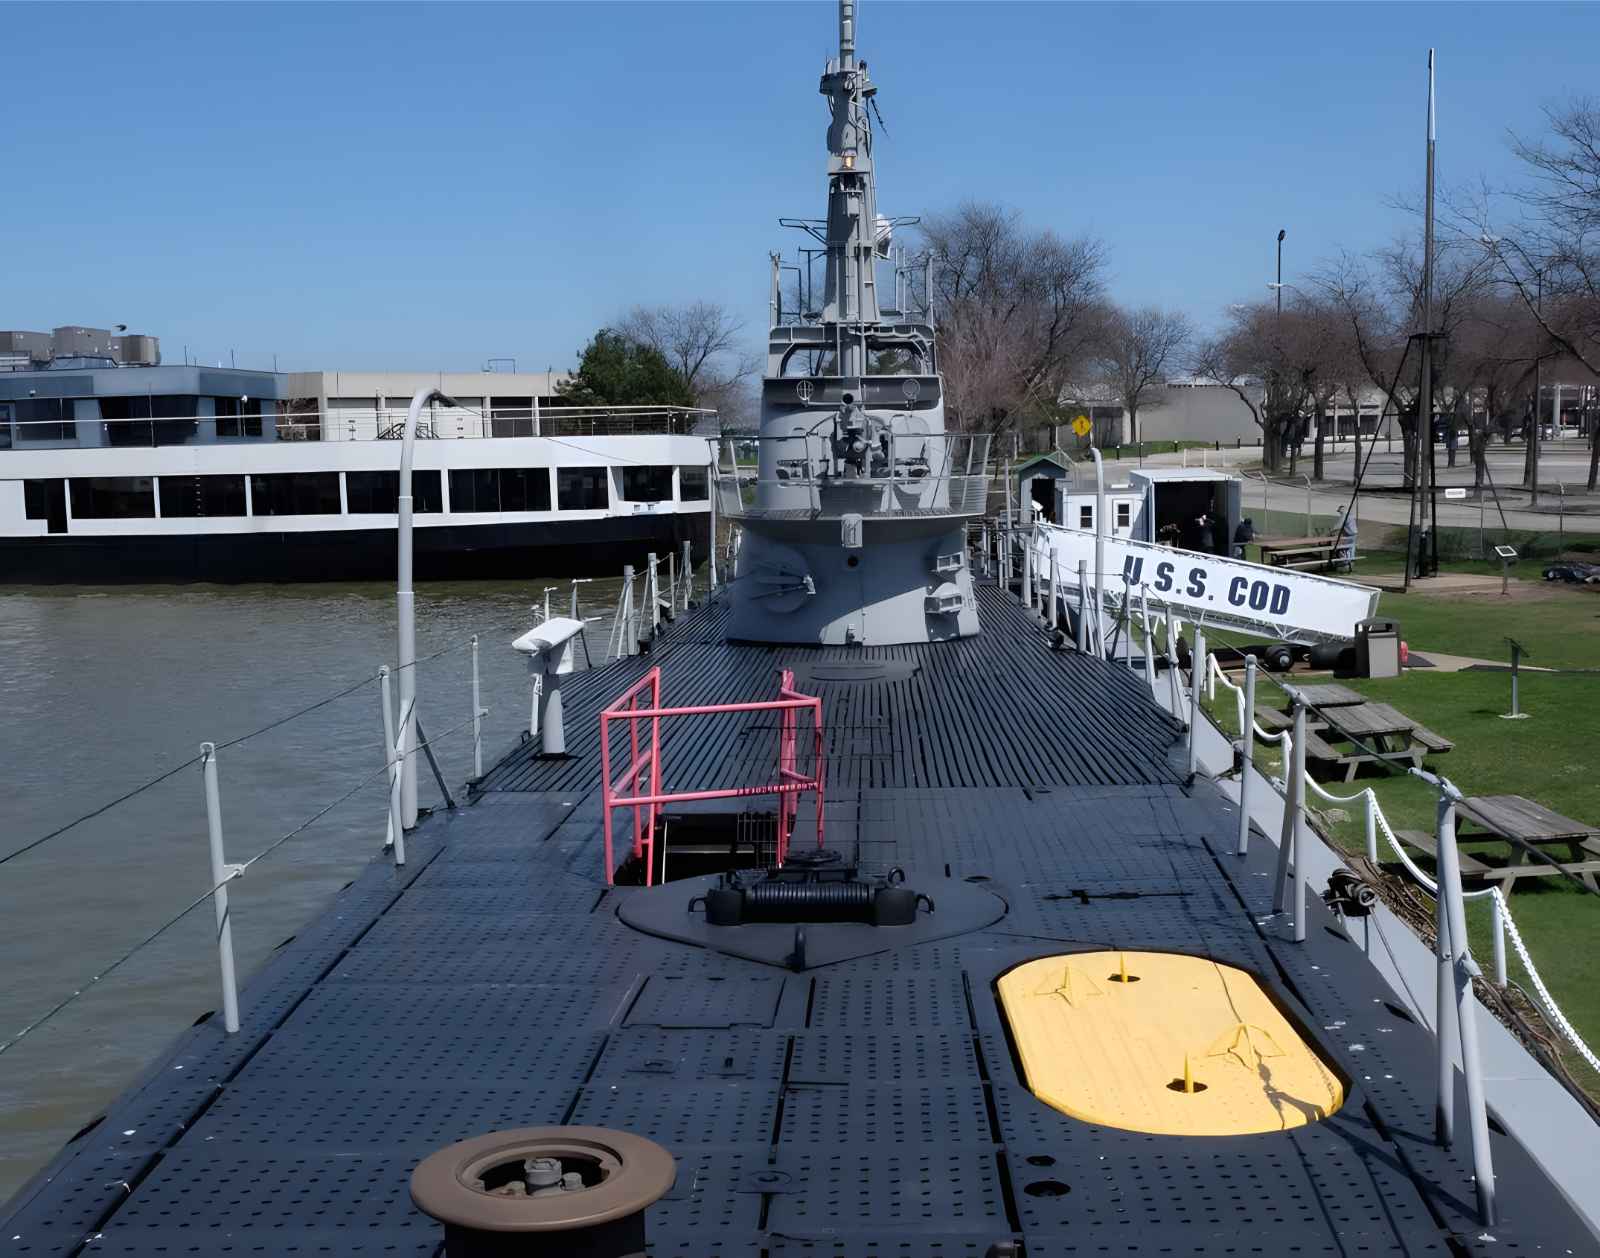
[599,667,826,886]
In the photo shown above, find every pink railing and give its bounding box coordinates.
[599,667,826,886]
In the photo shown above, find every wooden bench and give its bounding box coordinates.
[1391,829,1492,878]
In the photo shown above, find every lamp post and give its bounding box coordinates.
[1275,229,1286,320]
[397,387,457,827]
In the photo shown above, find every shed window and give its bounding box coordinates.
[249,472,341,516]
[70,476,156,519]
[159,475,247,518]
[557,467,609,511]
[1078,504,1093,529]
[348,470,443,513]
[622,465,673,502]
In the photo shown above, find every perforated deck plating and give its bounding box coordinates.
[4,584,1594,1256]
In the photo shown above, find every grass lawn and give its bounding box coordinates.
[1207,657,1600,1095]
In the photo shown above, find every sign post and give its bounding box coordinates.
[1500,637,1530,720]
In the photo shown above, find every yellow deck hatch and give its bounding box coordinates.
[997,951,1344,1136]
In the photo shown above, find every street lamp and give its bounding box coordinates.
[1273,229,1287,318]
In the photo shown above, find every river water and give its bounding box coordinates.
[0,577,627,1201]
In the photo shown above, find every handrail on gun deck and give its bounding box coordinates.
[599,667,826,886]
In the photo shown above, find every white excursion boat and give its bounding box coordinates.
[0,359,716,584]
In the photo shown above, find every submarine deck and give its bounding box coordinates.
[5,581,1594,1256]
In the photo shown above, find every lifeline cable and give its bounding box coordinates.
[0,710,478,1056]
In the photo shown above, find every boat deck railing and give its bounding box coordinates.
[0,405,719,451]
[714,431,990,521]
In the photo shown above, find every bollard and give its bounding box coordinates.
[199,743,241,1034]
[1272,697,1308,942]
[1186,629,1207,776]
[1237,656,1257,856]
[1433,790,1497,1224]
[380,666,399,851]
[470,636,483,781]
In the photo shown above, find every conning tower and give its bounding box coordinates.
[717,0,989,645]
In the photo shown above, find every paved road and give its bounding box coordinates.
[1095,437,1600,536]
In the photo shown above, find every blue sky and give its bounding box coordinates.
[4,1,1596,372]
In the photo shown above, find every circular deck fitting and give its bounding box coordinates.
[411,1126,675,1257]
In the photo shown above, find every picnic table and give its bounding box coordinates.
[1252,695,1454,781]
[1258,536,1351,572]
[1455,794,1600,894]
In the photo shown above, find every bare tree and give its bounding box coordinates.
[618,302,758,411]
[1191,300,1328,474]
[1093,305,1192,444]
[921,202,1107,431]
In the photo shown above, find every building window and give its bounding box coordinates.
[215,396,263,438]
[70,476,156,519]
[347,470,443,514]
[679,466,709,501]
[622,465,674,502]
[249,472,342,516]
[158,475,248,518]
[557,466,609,511]
[1115,501,1131,529]
[1078,504,1093,529]
[447,468,550,513]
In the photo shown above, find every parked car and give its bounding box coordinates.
[1542,561,1600,584]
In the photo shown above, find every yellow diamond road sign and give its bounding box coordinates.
[1070,415,1091,438]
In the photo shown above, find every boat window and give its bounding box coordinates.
[12,398,77,443]
[159,475,248,518]
[102,395,199,446]
[348,470,444,514]
[447,468,550,513]
[779,346,839,377]
[679,466,709,501]
[1116,501,1131,529]
[214,397,263,439]
[557,466,609,511]
[70,476,156,519]
[866,342,923,375]
[24,479,67,532]
[488,399,535,438]
[622,465,674,502]
[1078,504,1093,530]
[249,472,341,516]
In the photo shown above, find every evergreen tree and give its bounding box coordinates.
[559,330,695,407]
